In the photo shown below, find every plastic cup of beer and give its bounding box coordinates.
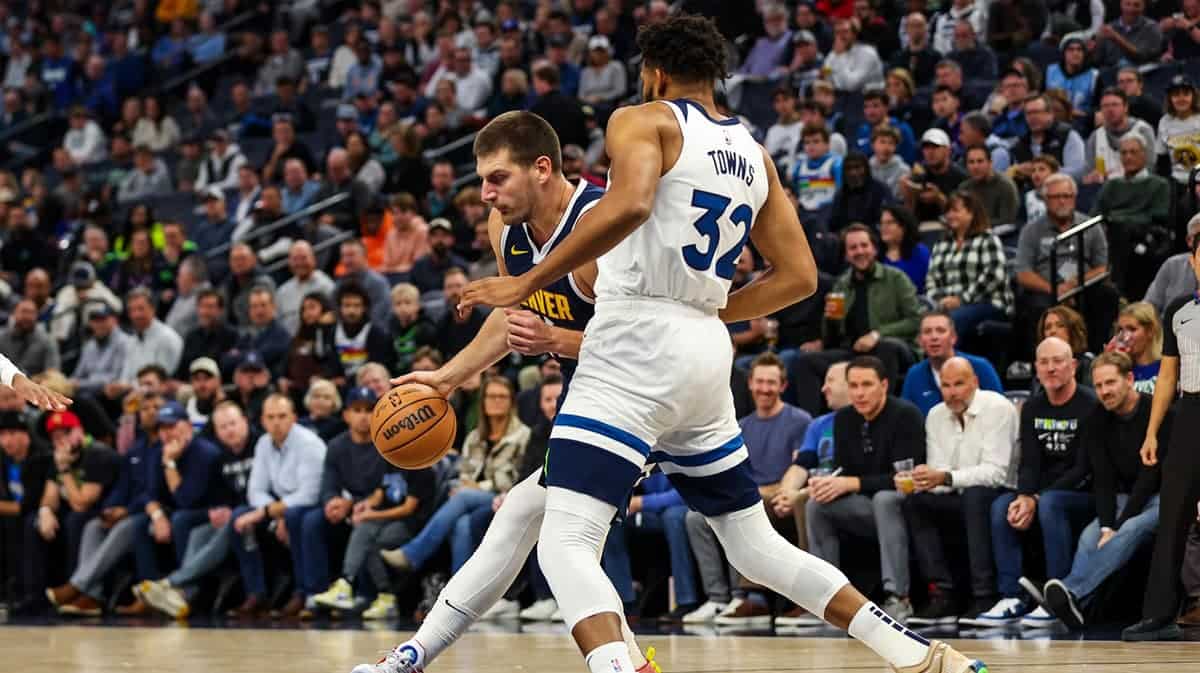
[894,459,915,495]
[827,292,846,320]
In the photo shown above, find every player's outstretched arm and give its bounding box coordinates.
[392,211,517,395]
[0,353,70,411]
[720,147,818,323]
[459,105,666,311]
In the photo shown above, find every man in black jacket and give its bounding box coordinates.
[136,401,260,619]
[177,289,239,380]
[989,336,1099,627]
[1038,351,1171,630]
[804,356,923,621]
[529,62,588,150]
[0,412,52,613]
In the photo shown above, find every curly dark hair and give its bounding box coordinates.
[635,14,728,83]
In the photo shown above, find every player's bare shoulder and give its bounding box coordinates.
[606,102,683,174]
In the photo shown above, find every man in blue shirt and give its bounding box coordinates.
[901,311,1004,415]
[39,35,80,110]
[855,90,918,164]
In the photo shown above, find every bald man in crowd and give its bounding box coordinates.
[905,357,1019,626]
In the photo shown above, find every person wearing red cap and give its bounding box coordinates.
[28,409,120,614]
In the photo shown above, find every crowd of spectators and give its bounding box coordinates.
[0,0,1199,644]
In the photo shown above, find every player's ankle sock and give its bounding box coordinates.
[848,602,929,668]
[391,640,426,669]
[585,641,637,673]
[412,598,476,663]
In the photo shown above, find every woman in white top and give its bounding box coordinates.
[131,96,181,153]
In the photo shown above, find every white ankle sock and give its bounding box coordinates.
[392,640,426,669]
[848,602,929,668]
[585,641,637,673]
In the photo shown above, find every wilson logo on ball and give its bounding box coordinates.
[382,404,437,439]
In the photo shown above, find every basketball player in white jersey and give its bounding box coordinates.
[350,112,659,673]
[459,15,987,673]
[0,352,71,410]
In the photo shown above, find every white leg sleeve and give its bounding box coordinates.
[538,486,623,631]
[413,472,546,662]
[707,503,850,619]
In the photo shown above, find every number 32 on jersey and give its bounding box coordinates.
[681,188,752,280]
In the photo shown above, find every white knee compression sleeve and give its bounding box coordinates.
[538,487,623,631]
[707,503,849,618]
[413,472,546,663]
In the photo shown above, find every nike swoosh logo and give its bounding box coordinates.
[443,599,471,618]
[510,245,530,256]
[1184,319,1194,325]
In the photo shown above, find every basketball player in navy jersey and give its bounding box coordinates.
[459,15,986,673]
[351,111,659,673]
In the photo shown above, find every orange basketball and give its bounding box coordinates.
[371,383,457,469]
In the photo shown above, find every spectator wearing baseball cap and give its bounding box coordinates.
[68,304,132,399]
[185,357,226,433]
[1144,212,1200,313]
[410,218,469,295]
[138,400,261,619]
[0,410,53,614]
[579,35,626,110]
[134,400,223,585]
[50,261,123,348]
[901,128,968,223]
[230,350,274,426]
[194,127,248,193]
[38,411,121,615]
[311,385,437,619]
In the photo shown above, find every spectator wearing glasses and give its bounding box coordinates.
[1015,172,1117,355]
[1091,135,1170,300]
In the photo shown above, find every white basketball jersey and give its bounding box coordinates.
[594,99,770,311]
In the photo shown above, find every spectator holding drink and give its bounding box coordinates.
[1105,302,1163,395]
[904,357,1019,626]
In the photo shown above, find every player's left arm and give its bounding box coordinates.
[460,104,667,309]
[720,147,819,323]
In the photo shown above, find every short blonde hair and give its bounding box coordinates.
[356,362,390,386]
[304,378,342,413]
[391,282,420,303]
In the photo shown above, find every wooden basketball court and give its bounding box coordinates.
[2,625,1197,672]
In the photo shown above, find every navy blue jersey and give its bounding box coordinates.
[501,180,603,386]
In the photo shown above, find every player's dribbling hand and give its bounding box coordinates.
[392,370,455,398]
[12,375,71,411]
[505,309,555,355]
[458,276,531,314]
